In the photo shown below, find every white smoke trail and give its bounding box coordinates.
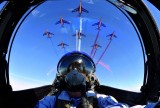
[76,30,78,50]
[78,17,83,51]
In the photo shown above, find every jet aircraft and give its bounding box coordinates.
[55,17,70,26]
[43,31,54,38]
[91,43,101,58]
[92,17,106,30]
[106,32,117,40]
[91,43,102,49]
[58,42,69,48]
[72,0,89,16]
[73,31,86,39]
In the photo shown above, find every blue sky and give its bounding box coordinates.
[0,0,159,91]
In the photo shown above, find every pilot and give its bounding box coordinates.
[35,51,159,108]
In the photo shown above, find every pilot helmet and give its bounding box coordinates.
[56,51,98,91]
[57,51,96,75]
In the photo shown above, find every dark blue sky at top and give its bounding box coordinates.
[0,0,159,91]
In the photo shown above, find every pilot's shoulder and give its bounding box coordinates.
[41,95,56,103]
[35,96,56,108]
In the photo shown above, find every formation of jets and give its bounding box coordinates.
[43,0,118,54]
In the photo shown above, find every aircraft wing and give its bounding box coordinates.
[92,22,99,26]
[55,20,60,25]
[43,33,46,36]
[101,23,106,27]
[64,43,69,46]
[81,33,86,36]
[106,33,112,37]
[98,45,102,47]
[114,35,117,38]
[49,32,54,35]
[63,20,70,24]
[82,7,89,13]
[107,33,117,38]
[58,43,62,46]
[72,8,79,12]
[91,44,101,48]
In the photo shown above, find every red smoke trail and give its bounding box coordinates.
[90,31,100,57]
[96,40,112,65]
[98,61,112,72]
[92,49,97,59]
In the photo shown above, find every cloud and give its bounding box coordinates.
[68,8,74,11]
[87,0,94,4]
[60,27,68,34]
[31,9,40,17]
[128,86,141,92]
[39,13,46,18]
[114,16,120,20]
[11,78,42,91]
[83,0,94,4]
[10,73,48,91]
[10,73,46,84]
[31,9,45,18]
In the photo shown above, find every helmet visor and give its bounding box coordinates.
[57,52,95,75]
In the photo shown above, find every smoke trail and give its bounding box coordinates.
[90,31,100,57]
[96,40,112,65]
[76,30,78,50]
[78,17,83,51]
[49,38,59,58]
[98,61,112,72]
[78,38,81,51]
[92,49,97,59]
[64,47,67,53]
